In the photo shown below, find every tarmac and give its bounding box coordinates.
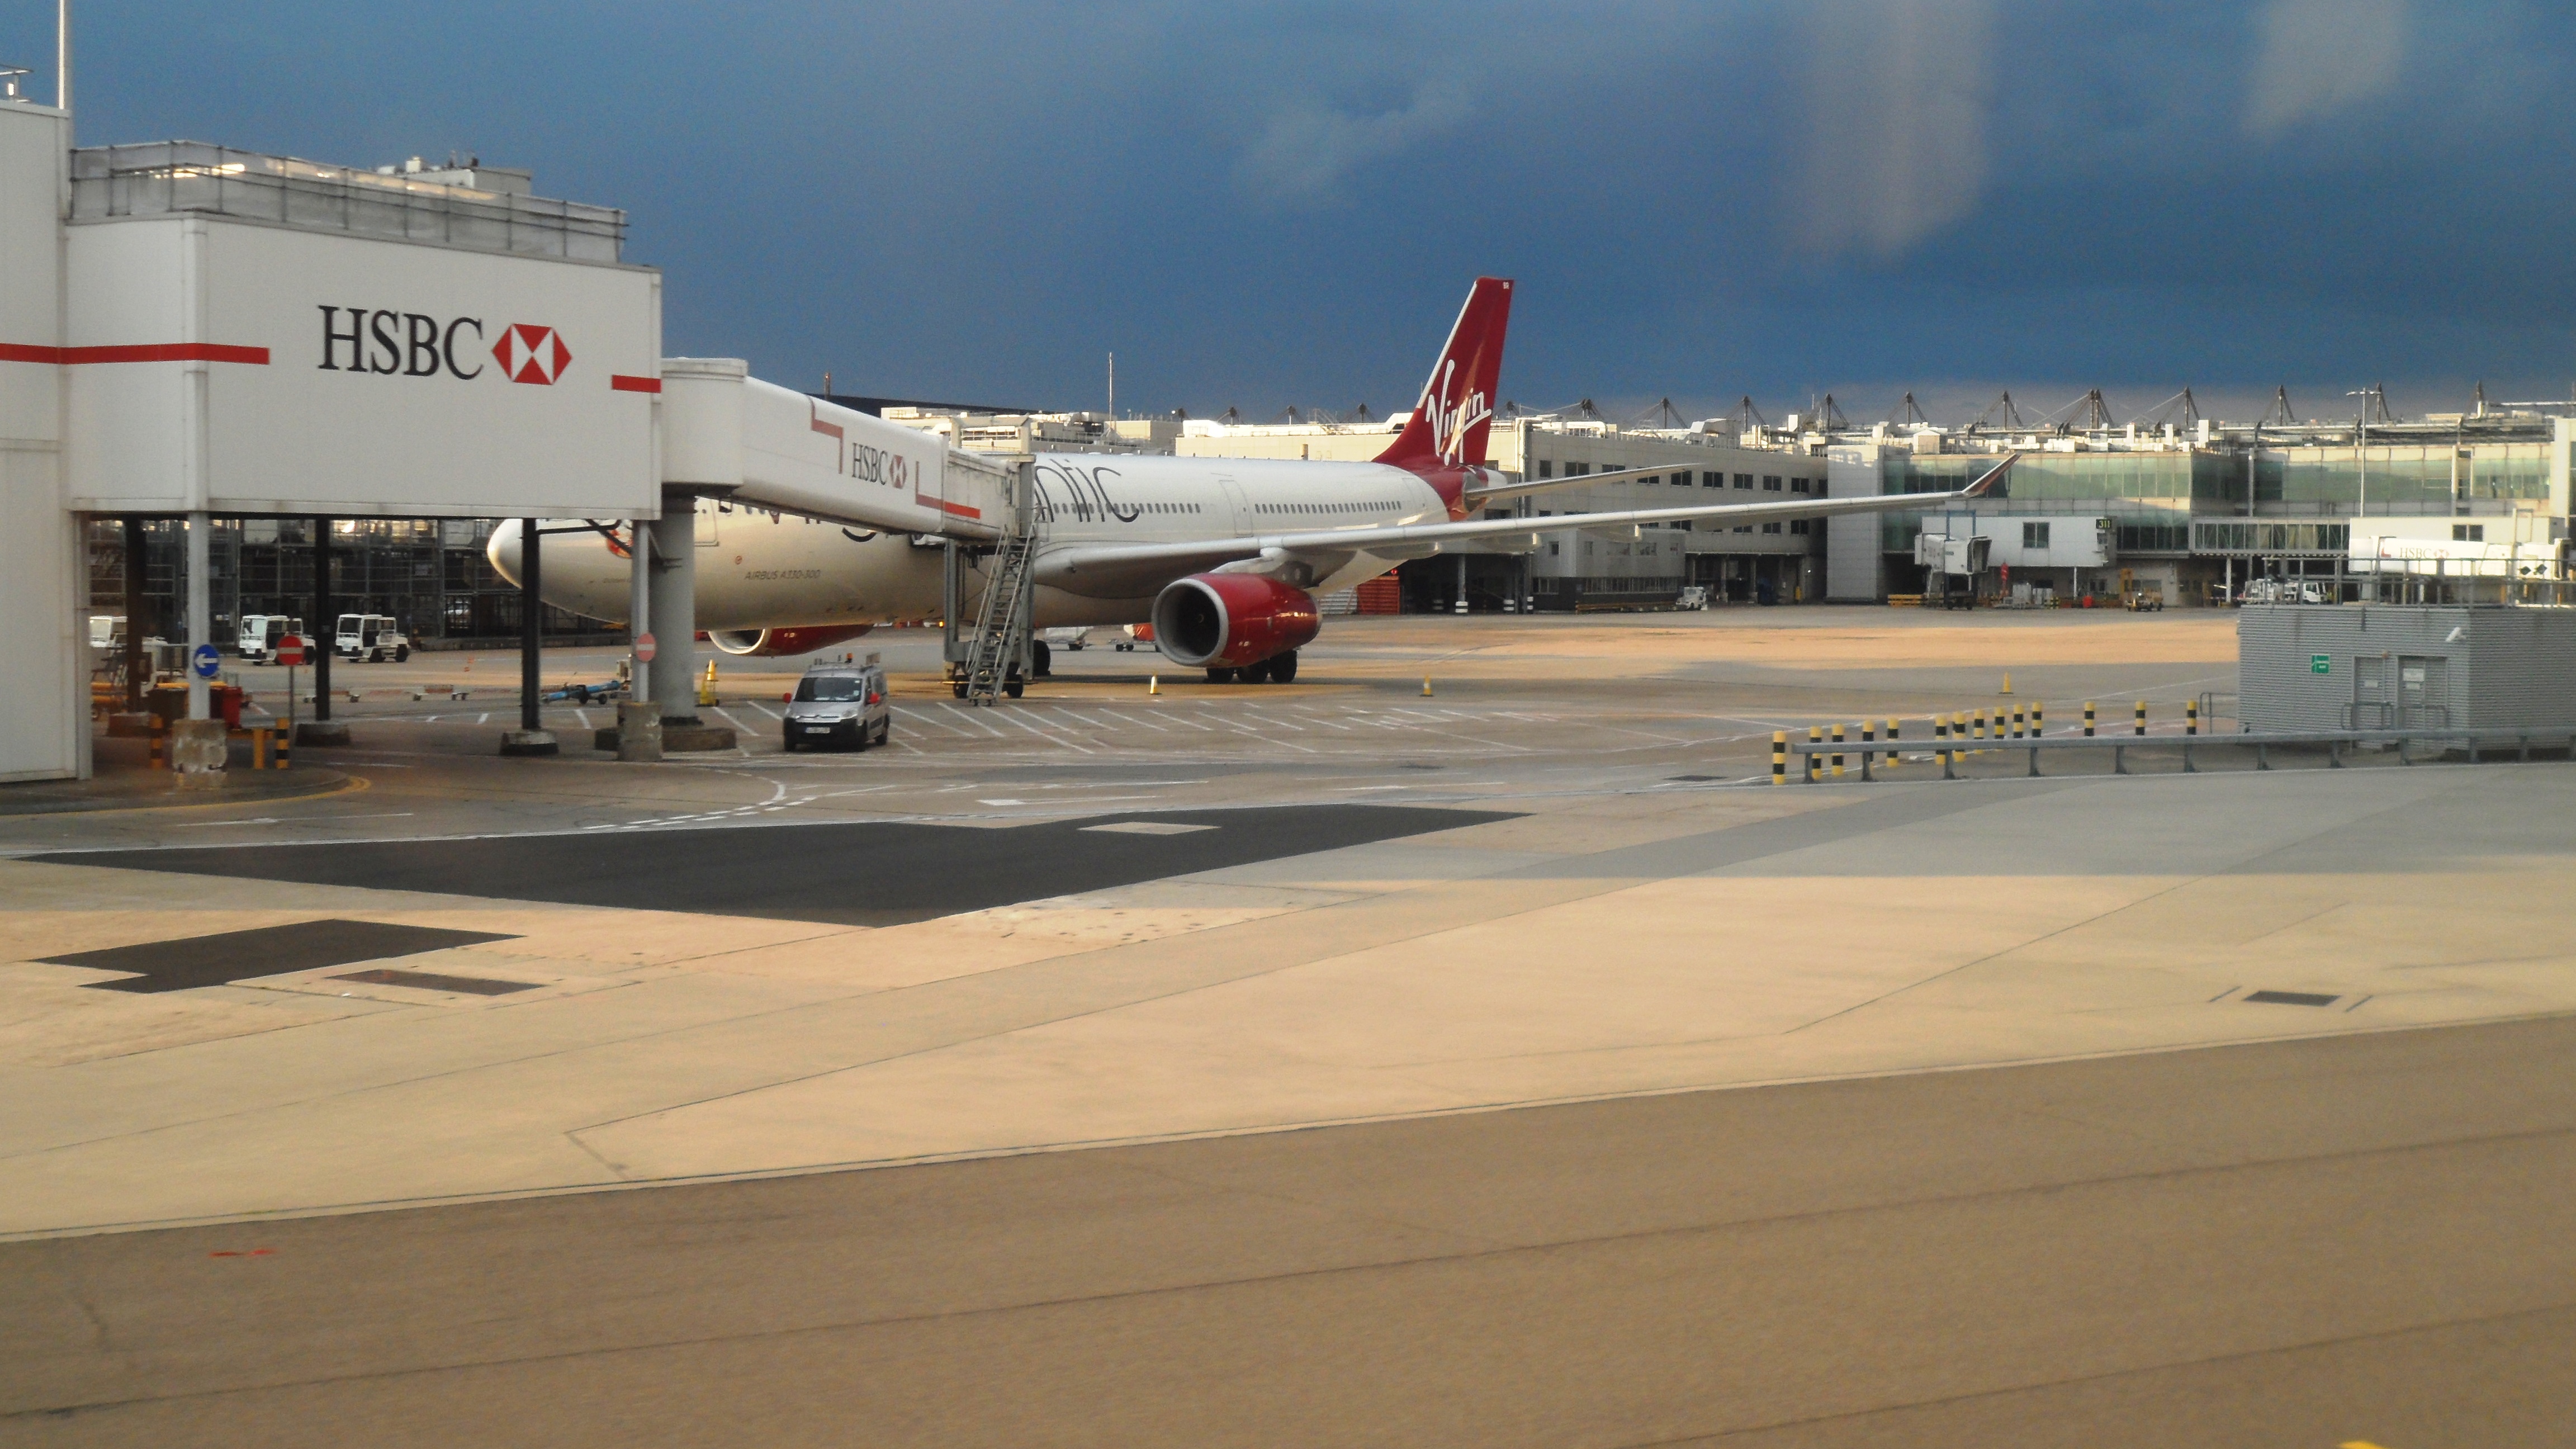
[2,607,2568,1445]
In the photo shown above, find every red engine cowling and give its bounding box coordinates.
[1149,574,1320,668]
[707,624,875,657]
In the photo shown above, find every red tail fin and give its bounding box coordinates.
[1375,277,1513,472]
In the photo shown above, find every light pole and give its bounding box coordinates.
[2345,389,2374,518]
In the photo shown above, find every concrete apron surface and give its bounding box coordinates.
[3,760,2574,1238]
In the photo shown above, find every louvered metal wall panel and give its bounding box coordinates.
[2239,605,2576,730]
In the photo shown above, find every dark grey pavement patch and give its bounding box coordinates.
[32,806,1518,927]
[42,920,519,995]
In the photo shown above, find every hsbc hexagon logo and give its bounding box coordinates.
[493,324,574,385]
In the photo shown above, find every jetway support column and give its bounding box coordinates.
[311,518,333,723]
[648,494,698,724]
[627,522,651,705]
[185,512,210,721]
[500,519,557,755]
[120,518,146,711]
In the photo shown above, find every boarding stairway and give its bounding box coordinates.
[962,529,1037,704]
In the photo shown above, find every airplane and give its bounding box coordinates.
[491,277,2005,688]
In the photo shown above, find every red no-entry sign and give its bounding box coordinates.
[634,632,657,662]
[274,634,307,667]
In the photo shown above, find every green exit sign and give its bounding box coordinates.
[2312,655,2331,674]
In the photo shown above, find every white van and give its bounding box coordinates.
[335,613,409,662]
[239,614,305,662]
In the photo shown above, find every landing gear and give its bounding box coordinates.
[1241,657,1273,684]
[1205,666,1239,684]
[1005,675,1025,698]
[1267,649,1298,684]
[1033,640,1052,678]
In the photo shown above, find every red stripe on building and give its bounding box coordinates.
[611,374,662,393]
[1,342,271,364]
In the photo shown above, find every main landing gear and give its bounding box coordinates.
[1206,650,1298,685]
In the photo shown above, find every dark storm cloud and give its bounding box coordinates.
[30,0,2576,424]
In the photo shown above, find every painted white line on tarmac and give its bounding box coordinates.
[1096,709,1169,732]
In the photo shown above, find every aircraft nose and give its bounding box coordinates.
[487,519,523,589]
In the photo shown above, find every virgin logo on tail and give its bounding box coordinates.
[1376,277,1513,476]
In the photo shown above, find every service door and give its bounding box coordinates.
[2398,655,2447,727]
[2352,655,2393,729]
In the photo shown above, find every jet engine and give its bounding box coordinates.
[1149,574,1320,669]
[707,624,876,657]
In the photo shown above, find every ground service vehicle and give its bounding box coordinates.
[335,614,410,662]
[782,656,890,751]
[238,614,304,662]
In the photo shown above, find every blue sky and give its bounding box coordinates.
[13,1,2576,425]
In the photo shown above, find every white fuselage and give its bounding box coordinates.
[512,453,1452,632]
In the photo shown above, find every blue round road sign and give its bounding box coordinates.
[191,643,221,680]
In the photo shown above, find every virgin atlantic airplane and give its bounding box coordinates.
[494,278,1999,685]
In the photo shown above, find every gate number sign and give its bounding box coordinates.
[2311,654,2331,674]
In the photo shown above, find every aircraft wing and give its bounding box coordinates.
[1036,457,2011,598]
[1461,463,1696,504]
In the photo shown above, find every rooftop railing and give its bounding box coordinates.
[69,142,624,263]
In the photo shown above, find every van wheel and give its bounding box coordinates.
[875,721,891,746]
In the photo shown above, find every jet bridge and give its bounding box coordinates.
[641,357,1022,722]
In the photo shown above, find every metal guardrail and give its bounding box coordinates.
[1780,724,2576,782]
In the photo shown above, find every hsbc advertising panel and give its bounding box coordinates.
[65,216,660,518]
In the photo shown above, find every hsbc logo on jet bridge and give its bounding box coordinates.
[315,307,574,385]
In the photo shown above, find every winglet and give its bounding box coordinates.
[1961,452,2018,499]
[1376,277,1514,472]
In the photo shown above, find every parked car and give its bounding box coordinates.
[781,655,890,751]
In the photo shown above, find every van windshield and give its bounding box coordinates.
[796,676,865,702]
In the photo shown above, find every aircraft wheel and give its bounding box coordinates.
[1033,641,1052,678]
[1005,678,1025,699]
[1240,657,1274,684]
[1268,650,1298,684]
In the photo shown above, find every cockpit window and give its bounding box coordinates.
[795,676,864,702]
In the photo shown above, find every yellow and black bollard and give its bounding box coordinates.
[2084,700,2096,737]
[1860,719,1875,779]
[1884,717,1900,770]
[1772,731,1787,785]
[2135,699,2147,737]
[1936,715,1953,778]
[1831,722,1846,778]
[148,715,165,770]
[1806,724,1821,783]
[2186,699,2199,736]
[275,725,292,769]
[2031,702,2044,737]
[1973,706,1988,752]
[2012,704,2025,740]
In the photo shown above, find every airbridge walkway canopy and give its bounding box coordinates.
[1,102,1007,782]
